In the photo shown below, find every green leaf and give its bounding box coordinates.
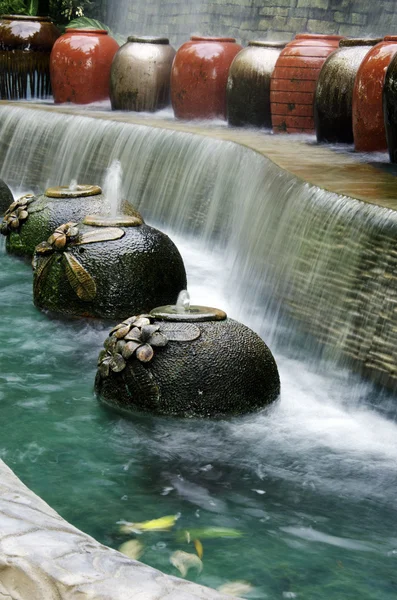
[66,16,111,33]
[66,17,126,45]
[27,0,38,15]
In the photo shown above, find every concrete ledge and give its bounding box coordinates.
[4,101,397,210]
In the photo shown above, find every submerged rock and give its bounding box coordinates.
[95,304,280,417]
[32,215,187,320]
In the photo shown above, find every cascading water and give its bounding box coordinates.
[1,103,397,599]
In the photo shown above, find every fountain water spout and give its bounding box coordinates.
[176,289,190,312]
[103,159,123,217]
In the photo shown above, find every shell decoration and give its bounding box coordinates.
[97,315,201,378]
[33,222,125,302]
[1,193,35,235]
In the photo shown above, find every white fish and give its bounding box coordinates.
[118,539,144,560]
[170,550,203,578]
[217,580,254,597]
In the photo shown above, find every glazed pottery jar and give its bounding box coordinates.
[226,41,285,128]
[270,33,343,133]
[1,184,140,257]
[315,39,381,143]
[110,36,175,112]
[383,53,397,162]
[33,214,187,319]
[0,179,13,215]
[353,36,397,152]
[171,35,243,119]
[0,15,60,99]
[95,301,280,417]
[50,28,119,104]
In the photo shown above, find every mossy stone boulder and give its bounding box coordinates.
[1,184,140,257]
[95,307,280,417]
[0,179,13,215]
[33,216,187,320]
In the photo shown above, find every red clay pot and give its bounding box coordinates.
[50,28,119,104]
[352,36,397,152]
[171,35,243,119]
[270,33,342,134]
[0,15,60,99]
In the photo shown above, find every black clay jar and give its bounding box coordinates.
[315,38,381,143]
[383,52,397,163]
[227,41,285,128]
[95,302,280,417]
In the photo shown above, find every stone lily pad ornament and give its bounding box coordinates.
[1,184,140,257]
[33,215,187,320]
[95,292,280,417]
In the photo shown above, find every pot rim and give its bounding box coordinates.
[45,185,102,199]
[248,40,286,48]
[0,14,52,22]
[82,214,143,227]
[65,27,108,35]
[190,35,236,43]
[294,33,344,41]
[383,35,397,42]
[127,35,170,44]
[150,305,227,322]
[339,38,382,47]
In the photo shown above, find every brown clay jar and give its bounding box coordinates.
[50,28,119,104]
[171,35,243,119]
[352,36,397,152]
[315,39,381,144]
[270,33,343,134]
[226,41,285,128]
[110,36,175,112]
[0,15,60,99]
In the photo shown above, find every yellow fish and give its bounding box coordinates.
[118,539,144,560]
[170,550,203,578]
[119,514,179,534]
[194,539,204,559]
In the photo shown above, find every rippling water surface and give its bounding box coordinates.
[1,229,397,600]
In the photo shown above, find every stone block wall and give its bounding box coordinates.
[103,0,397,46]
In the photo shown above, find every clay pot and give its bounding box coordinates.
[270,33,343,134]
[1,184,140,257]
[226,41,285,128]
[171,35,243,119]
[383,52,397,163]
[315,39,381,144]
[0,15,60,99]
[32,215,187,320]
[50,28,119,104]
[95,303,280,417]
[110,36,175,112]
[0,179,13,215]
[353,36,397,152]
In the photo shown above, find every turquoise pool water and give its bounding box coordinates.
[1,233,397,599]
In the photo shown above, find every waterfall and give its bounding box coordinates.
[1,104,396,389]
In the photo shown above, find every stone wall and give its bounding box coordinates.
[103,0,397,46]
